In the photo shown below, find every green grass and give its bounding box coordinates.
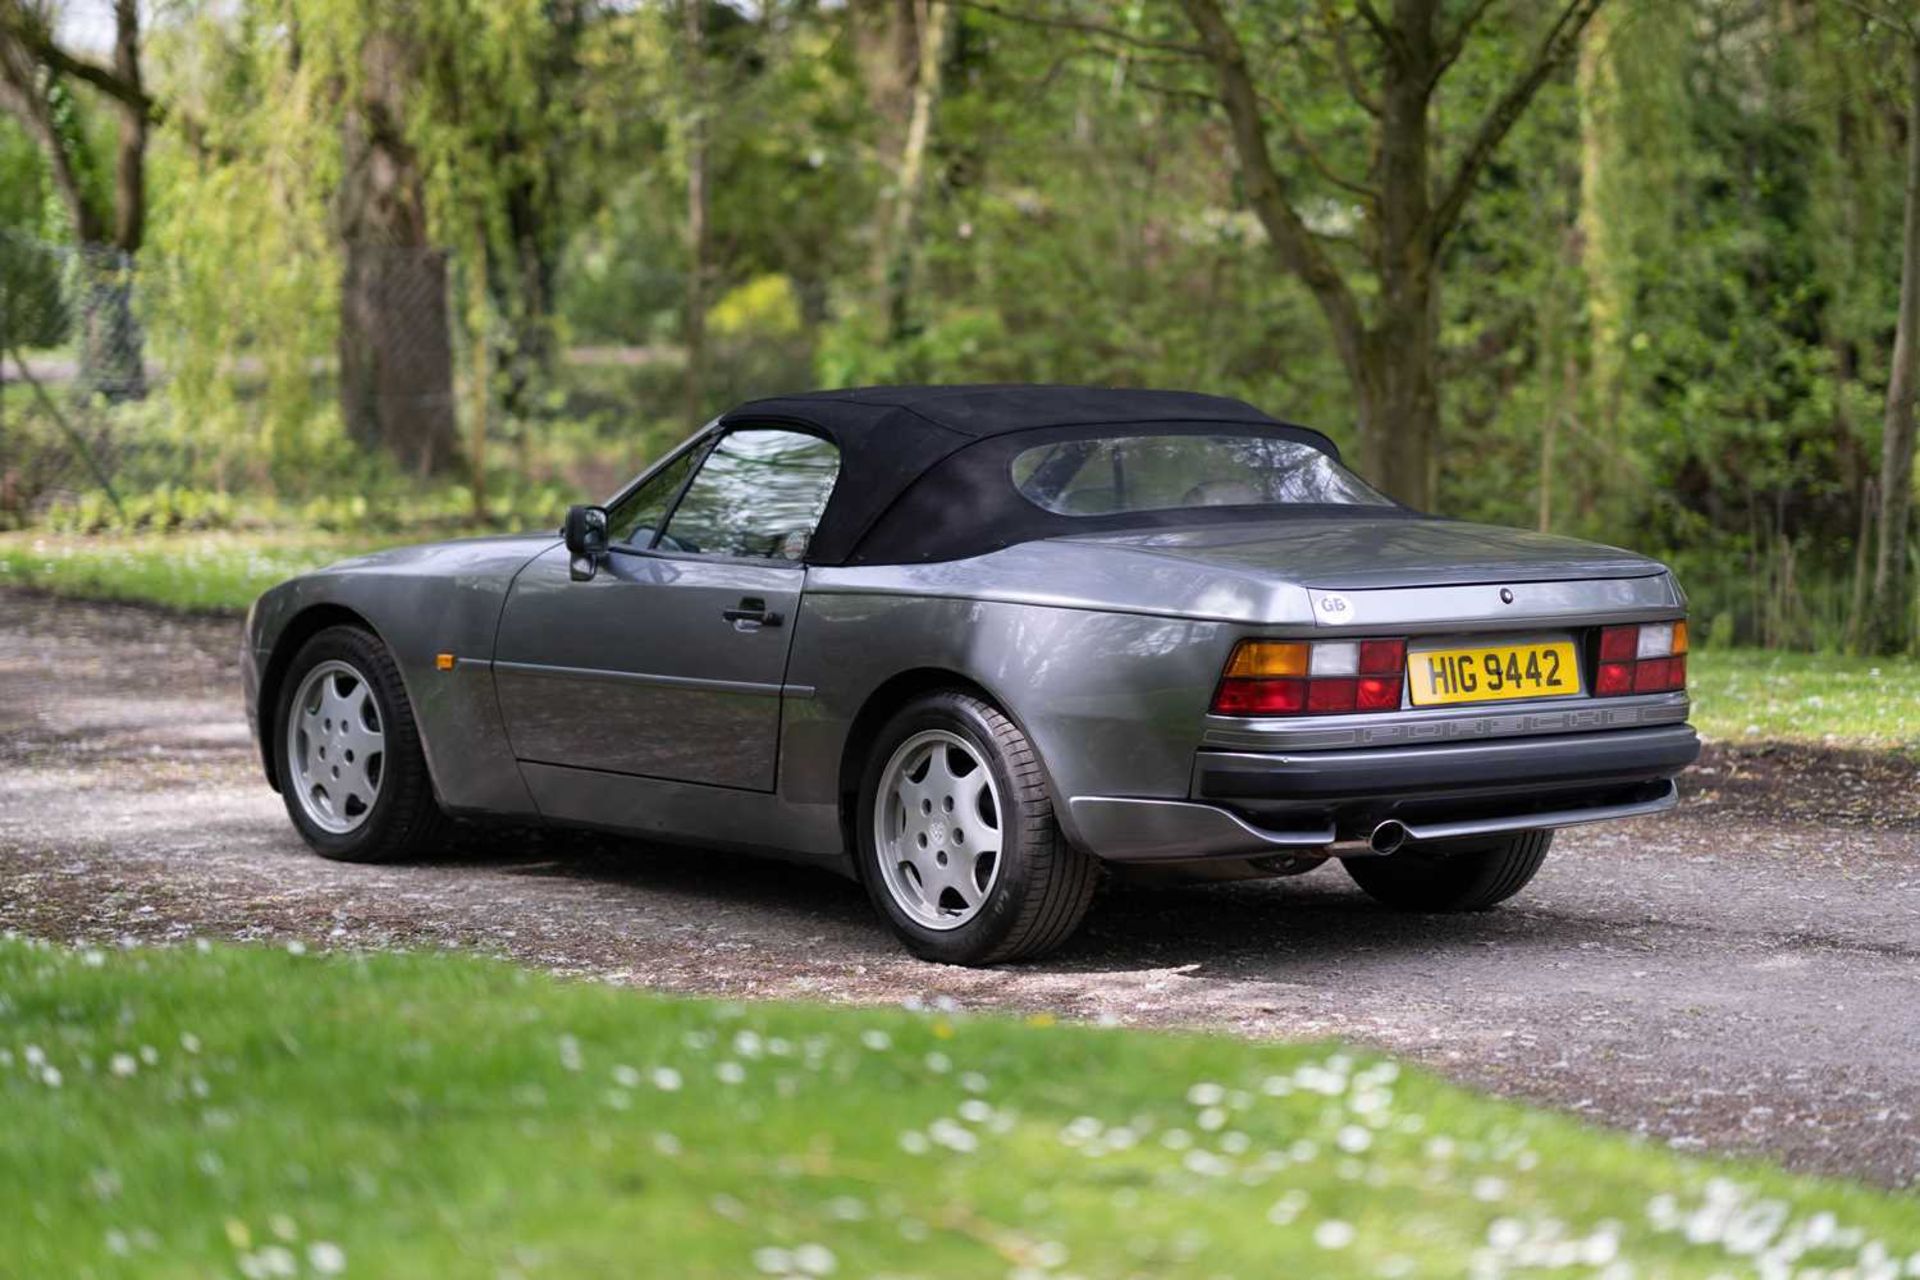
[3,939,1917,1278]
[0,531,388,612]
[1688,648,1920,750]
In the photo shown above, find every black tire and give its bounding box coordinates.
[1343,829,1553,912]
[273,625,449,863]
[856,691,1097,965]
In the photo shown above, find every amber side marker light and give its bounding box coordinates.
[1595,621,1687,696]
[436,653,456,672]
[1212,638,1406,716]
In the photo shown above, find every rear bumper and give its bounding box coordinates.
[1069,724,1698,863]
[1192,725,1700,803]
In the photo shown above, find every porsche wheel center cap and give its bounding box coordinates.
[928,818,949,845]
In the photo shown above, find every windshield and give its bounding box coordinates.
[1009,433,1392,516]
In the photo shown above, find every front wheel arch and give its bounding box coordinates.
[257,603,384,793]
[271,623,450,861]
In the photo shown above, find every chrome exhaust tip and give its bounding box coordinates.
[1369,820,1409,855]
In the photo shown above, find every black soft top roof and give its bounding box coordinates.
[716,384,1356,566]
[725,384,1290,439]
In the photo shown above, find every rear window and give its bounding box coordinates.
[1010,433,1392,516]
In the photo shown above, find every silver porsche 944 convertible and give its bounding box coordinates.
[244,385,1698,964]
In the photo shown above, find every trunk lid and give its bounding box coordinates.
[1067,517,1663,590]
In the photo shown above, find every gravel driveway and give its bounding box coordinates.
[2,588,1916,1188]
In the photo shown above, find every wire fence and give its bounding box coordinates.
[0,234,146,521]
[0,231,486,524]
[0,230,799,534]
[0,233,145,396]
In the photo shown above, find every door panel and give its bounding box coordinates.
[493,544,803,791]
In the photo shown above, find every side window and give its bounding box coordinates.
[606,444,704,549]
[659,428,840,561]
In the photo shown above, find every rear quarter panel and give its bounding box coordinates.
[785,542,1288,847]
[783,592,1238,811]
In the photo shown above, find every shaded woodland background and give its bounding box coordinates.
[1,0,1917,652]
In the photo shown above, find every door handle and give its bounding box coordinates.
[722,598,783,627]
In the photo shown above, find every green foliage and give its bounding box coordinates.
[710,273,804,342]
[817,304,1015,387]
[138,2,343,480]
[0,120,69,349]
[1,0,1911,649]
[815,11,1356,442]
[7,936,1920,1277]
[45,484,237,534]
[0,232,69,350]
[1427,0,1911,649]
[0,115,52,234]
[37,468,579,538]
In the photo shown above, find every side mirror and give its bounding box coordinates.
[563,504,609,581]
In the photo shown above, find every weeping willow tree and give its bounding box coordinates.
[140,4,341,485]
[404,0,586,436]
[148,0,579,485]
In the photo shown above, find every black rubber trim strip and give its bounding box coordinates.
[1195,725,1701,801]
[493,660,782,698]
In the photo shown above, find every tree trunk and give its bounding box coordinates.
[878,0,949,341]
[1355,303,1439,508]
[1575,3,1624,498]
[1355,0,1440,509]
[682,0,711,428]
[1178,0,1601,513]
[335,32,459,475]
[1869,36,1920,655]
[109,0,143,255]
[852,0,920,166]
[337,243,458,475]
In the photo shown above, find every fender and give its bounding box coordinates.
[247,534,554,818]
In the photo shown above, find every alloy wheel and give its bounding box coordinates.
[873,729,1005,930]
[286,660,385,834]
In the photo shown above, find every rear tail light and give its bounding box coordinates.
[1595,621,1687,696]
[1213,639,1405,716]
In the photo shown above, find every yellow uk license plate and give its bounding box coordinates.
[1407,641,1580,706]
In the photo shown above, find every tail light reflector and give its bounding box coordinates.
[1213,639,1406,716]
[1357,675,1403,710]
[1595,622,1688,696]
[1212,676,1306,716]
[1359,639,1405,673]
[1307,679,1357,713]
